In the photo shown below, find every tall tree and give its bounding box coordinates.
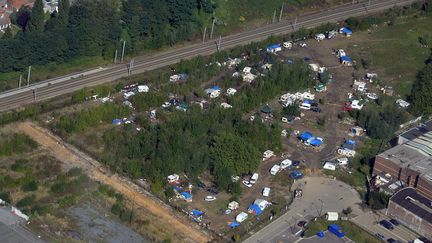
[57,0,70,28]
[27,0,45,32]
[2,28,13,39]
[410,64,432,115]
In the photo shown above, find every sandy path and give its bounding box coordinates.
[17,122,210,243]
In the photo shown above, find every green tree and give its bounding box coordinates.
[410,64,432,115]
[27,0,45,32]
[2,27,13,39]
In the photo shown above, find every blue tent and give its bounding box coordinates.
[210,85,221,91]
[229,221,240,228]
[316,231,325,238]
[346,139,356,145]
[267,44,281,50]
[248,204,263,215]
[340,27,352,36]
[328,224,345,238]
[309,138,323,147]
[340,56,353,63]
[299,132,313,141]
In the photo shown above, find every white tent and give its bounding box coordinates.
[228,201,239,210]
[326,212,339,221]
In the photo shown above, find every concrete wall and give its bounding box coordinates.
[387,200,432,239]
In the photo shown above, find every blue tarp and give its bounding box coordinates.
[229,221,240,228]
[342,143,355,150]
[340,56,353,63]
[191,210,204,217]
[210,85,221,90]
[179,73,187,80]
[340,27,352,35]
[346,139,356,145]
[173,186,182,192]
[299,132,313,141]
[267,44,281,50]
[316,231,325,238]
[328,224,345,238]
[181,192,192,199]
[248,204,263,215]
[112,119,122,125]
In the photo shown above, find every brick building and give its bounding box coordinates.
[386,187,432,239]
[373,129,432,200]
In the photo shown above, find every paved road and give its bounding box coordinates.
[244,177,362,243]
[0,0,417,112]
[0,207,44,243]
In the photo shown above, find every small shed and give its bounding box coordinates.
[253,199,269,210]
[351,126,365,136]
[228,201,239,210]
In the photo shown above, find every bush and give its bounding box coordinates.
[120,209,133,222]
[67,167,83,177]
[21,180,38,192]
[0,192,12,204]
[11,159,28,172]
[111,203,123,215]
[51,182,67,194]
[16,195,36,208]
[31,205,51,216]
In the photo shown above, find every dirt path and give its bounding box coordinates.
[17,122,211,243]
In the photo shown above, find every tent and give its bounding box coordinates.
[181,192,193,202]
[112,119,122,125]
[229,221,240,228]
[316,231,325,238]
[340,56,353,65]
[190,210,204,222]
[290,171,303,179]
[261,105,273,114]
[326,212,339,221]
[308,137,323,147]
[339,27,353,36]
[248,204,263,215]
[328,224,345,238]
[299,132,313,141]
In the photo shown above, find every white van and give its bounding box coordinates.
[270,165,281,175]
[299,102,311,110]
[323,162,336,171]
[336,157,349,166]
[280,159,292,169]
[262,187,271,197]
[250,173,259,184]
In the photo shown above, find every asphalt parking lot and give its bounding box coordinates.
[244,176,362,243]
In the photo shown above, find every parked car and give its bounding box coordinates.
[270,164,281,175]
[205,196,216,201]
[290,171,303,179]
[280,159,292,169]
[262,187,271,197]
[389,219,399,226]
[242,180,252,188]
[375,233,385,241]
[380,220,394,230]
[297,220,307,227]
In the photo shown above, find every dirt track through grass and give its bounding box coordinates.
[17,122,211,243]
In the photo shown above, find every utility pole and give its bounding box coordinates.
[114,49,118,64]
[210,18,216,40]
[128,59,134,75]
[272,10,276,23]
[293,16,298,31]
[202,26,207,43]
[27,66,31,87]
[121,40,126,62]
[216,36,221,51]
[279,3,284,22]
[18,75,22,89]
[33,89,37,102]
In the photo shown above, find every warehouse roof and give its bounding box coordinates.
[390,187,432,224]
[400,120,432,141]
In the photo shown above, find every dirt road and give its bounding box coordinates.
[17,122,211,243]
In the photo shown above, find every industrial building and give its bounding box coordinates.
[386,187,432,239]
[373,121,432,200]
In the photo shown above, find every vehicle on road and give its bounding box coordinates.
[375,233,385,241]
[270,164,281,175]
[262,187,271,197]
[250,173,259,184]
[297,221,307,227]
[380,219,394,230]
[205,196,216,201]
[389,219,399,226]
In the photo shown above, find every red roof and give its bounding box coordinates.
[7,0,34,10]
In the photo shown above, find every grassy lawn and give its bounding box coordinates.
[304,218,380,243]
[346,15,432,98]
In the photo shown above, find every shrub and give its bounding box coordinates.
[111,203,122,215]
[67,167,83,177]
[0,192,12,204]
[21,180,38,192]
[16,195,36,208]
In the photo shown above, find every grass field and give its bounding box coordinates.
[304,218,380,243]
[346,15,432,97]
